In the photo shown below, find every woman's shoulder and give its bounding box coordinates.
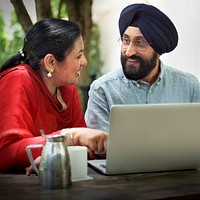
[0,64,43,95]
[0,64,34,80]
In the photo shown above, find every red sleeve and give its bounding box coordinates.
[0,68,42,172]
[0,129,60,173]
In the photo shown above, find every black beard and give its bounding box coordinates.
[121,52,158,81]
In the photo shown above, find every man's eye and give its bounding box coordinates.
[123,38,130,45]
[135,40,146,47]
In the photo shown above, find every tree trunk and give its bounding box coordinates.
[35,0,53,20]
[66,0,92,82]
[10,0,33,33]
[66,0,93,110]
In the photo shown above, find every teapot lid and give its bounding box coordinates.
[46,134,65,142]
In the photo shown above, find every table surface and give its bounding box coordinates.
[1,167,200,200]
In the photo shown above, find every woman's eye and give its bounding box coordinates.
[77,54,82,59]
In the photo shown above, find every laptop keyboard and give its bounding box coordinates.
[100,163,106,168]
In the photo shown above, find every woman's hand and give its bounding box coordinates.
[66,128,108,154]
[25,156,41,176]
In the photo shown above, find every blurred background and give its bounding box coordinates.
[1,0,200,110]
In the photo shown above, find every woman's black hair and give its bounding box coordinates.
[0,18,81,72]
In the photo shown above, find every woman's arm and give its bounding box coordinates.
[25,128,108,175]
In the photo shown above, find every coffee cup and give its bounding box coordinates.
[67,146,93,182]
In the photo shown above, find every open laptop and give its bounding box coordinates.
[88,103,200,175]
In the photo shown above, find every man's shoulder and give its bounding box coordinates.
[163,64,199,83]
[91,68,123,89]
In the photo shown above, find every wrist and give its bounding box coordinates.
[61,128,75,146]
[68,132,74,146]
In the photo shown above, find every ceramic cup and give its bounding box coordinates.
[67,146,92,182]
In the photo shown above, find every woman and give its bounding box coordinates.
[0,18,107,174]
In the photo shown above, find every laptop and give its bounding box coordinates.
[88,103,200,175]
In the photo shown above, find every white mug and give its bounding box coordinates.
[67,146,92,181]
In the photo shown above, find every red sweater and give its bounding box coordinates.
[0,64,86,172]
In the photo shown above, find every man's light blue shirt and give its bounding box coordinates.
[85,62,200,132]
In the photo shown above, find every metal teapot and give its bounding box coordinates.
[26,133,72,189]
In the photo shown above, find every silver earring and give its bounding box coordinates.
[47,72,52,78]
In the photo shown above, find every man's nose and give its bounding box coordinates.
[125,43,137,57]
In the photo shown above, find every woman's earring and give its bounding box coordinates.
[47,71,52,78]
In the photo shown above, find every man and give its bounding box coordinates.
[85,3,200,132]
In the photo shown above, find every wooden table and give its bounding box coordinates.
[1,167,200,200]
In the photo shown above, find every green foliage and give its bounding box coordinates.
[50,0,68,18]
[0,0,67,68]
[0,2,103,76]
[0,11,24,67]
[88,23,103,78]
[0,9,9,66]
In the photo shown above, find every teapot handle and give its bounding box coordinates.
[26,144,43,175]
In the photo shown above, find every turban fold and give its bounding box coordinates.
[118,3,178,55]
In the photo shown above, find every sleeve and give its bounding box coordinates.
[190,75,200,102]
[0,71,59,172]
[0,129,60,173]
[85,81,110,132]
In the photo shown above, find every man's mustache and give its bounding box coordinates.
[125,55,143,62]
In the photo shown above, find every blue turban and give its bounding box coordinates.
[118,3,178,55]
